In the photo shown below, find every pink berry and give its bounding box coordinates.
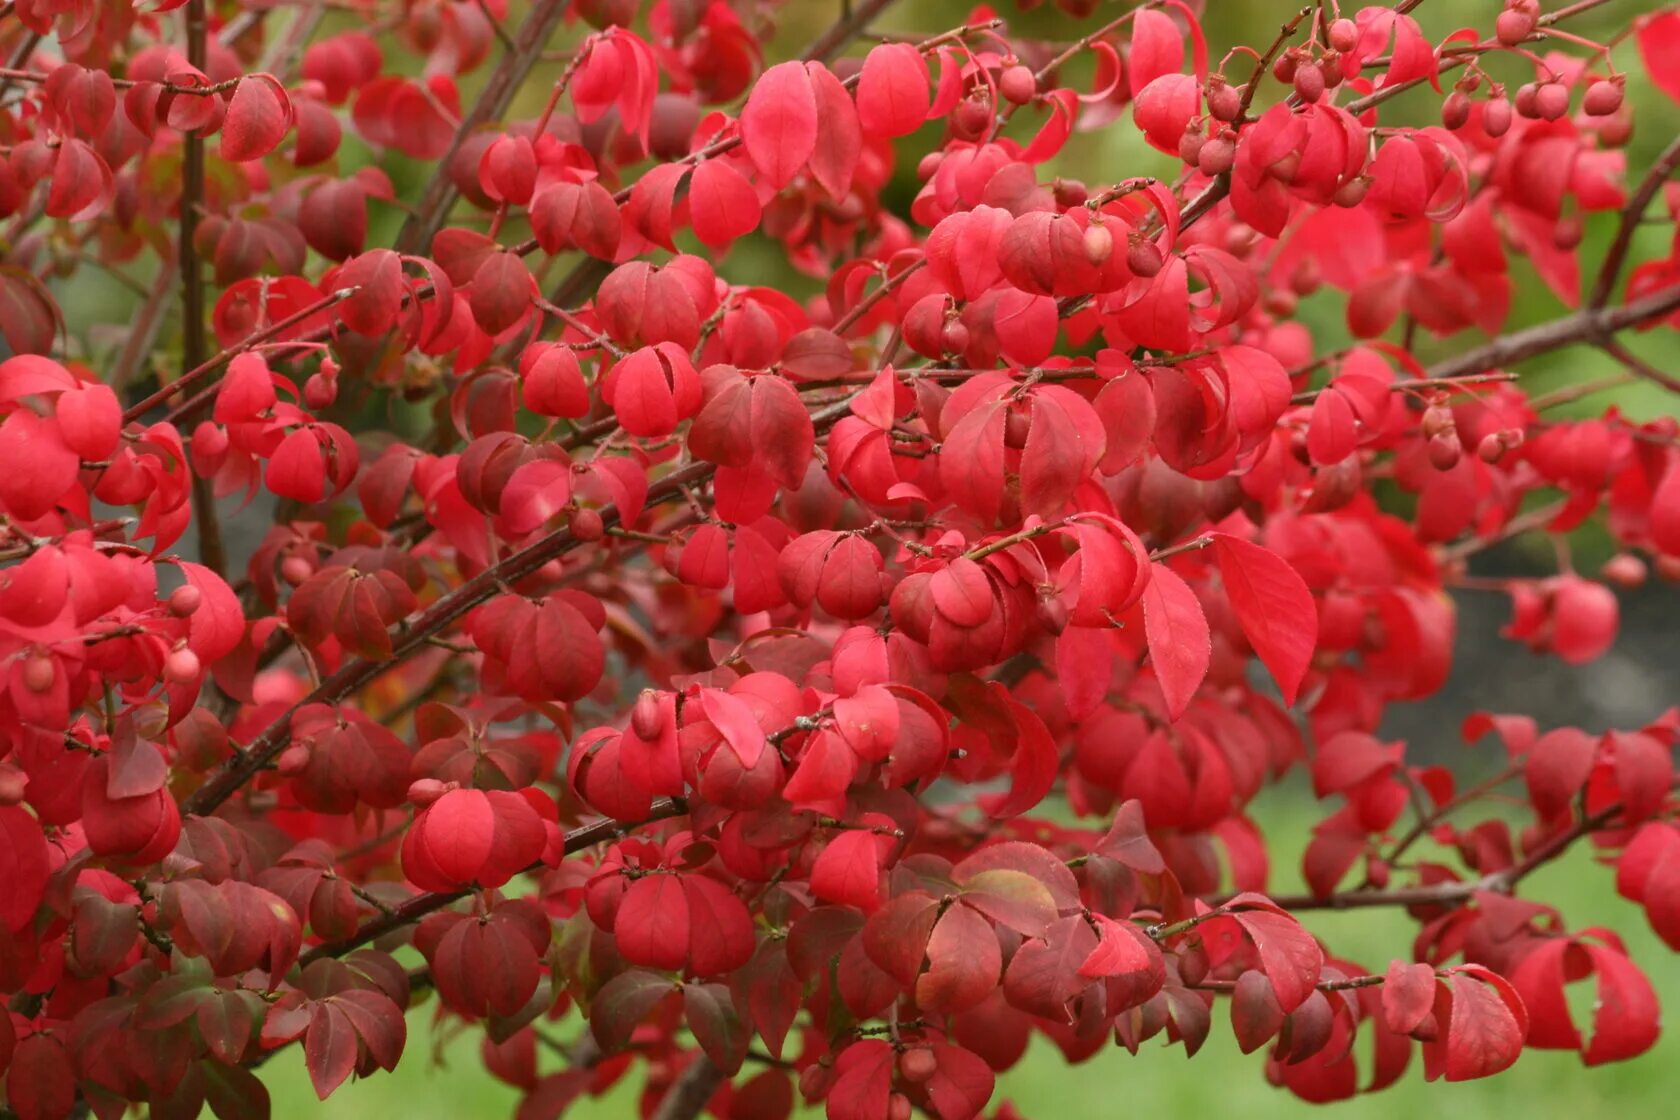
[1197,135,1235,175]
[1496,8,1535,47]
[631,690,664,739]
[1126,238,1164,278]
[165,647,201,684]
[1328,18,1358,53]
[999,65,1036,105]
[168,584,202,617]
[1583,79,1624,117]
[569,506,605,541]
[1082,222,1114,265]
[1442,91,1472,130]
[1534,82,1569,121]
[22,654,55,694]
[1293,63,1325,103]
[899,1049,938,1083]
[1206,79,1242,122]
[1482,96,1513,137]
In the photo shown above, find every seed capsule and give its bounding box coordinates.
[1127,238,1165,278]
[168,584,203,617]
[999,64,1037,105]
[569,507,605,541]
[1082,221,1114,265]
[1482,95,1513,137]
[1583,79,1624,117]
[899,1049,938,1083]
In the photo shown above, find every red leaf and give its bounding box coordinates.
[1427,966,1529,1082]
[923,1041,996,1120]
[688,160,761,249]
[1232,906,1323,1013]
[739,61,816,189]
[1212,533,1317,705]
[0,806,50,935]
[1638,12,1680,106]
[682,875,755,977]
[1524,728,1598,818]
[617,873,692,973]
[916,903,1001,1013]
[1382,960,1437,1034]
[220,74,291,161]
[805,62,861,201]
[855,43,929,138]
[7,1033,75,1120]
[1140,562,1210,721]
[810,830,885,913]
[684,984,749,1074]
[826,1040,894,1120]
[305,1003,360,1099]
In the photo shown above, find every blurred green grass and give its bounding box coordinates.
[261,776,1680,1117]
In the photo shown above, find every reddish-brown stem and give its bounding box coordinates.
[120,289,356,423]
[393,0,574,257]
[1591,133,1680,308]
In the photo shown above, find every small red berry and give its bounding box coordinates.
[1082,221,1114,266]
[1482,95,1514,137]
[631,690,664,739]
[22,654,55,694]
[899,1049,938,1083]
[1328,18,1358,52]
[569,506,605,541]
[1036,592,1069,634]
[1583,79,1624,117]
[1534,82,1570,121]
[940,320,970,355]
[280,555,314,586]
[999,65,1037,105]
[888,1093,913,1120]
[1442,91,1472,130]
[952,95,992,138]
[1514,82,1540,119]
[0,765,25,805]
[407,778,452,805]
[1197,135,1235,175]
[165,647,201,684]
[1598,109,1633,147]
[1496,8,1536,47]
[1178,127,1206,166]
[1428,431,1462,471]
[304,372,337,409]
[1126,237,1165,278]
[1206,80,1242,122]
[1601,553,1648,589]
[1332,177,1370,208]
[1293,63,1325,103]
[168,584,203,617]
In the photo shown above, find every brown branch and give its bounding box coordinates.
[1590,132,1680,309]
[1421,281,1680,382]
[297,797,688,965]
[393,0,575,257]
[120,289,355,423]
[1596,334,1680,394]
[650,1054,724,1120]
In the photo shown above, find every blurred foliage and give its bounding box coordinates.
[259,779,1680,1117]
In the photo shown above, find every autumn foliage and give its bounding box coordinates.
[6,0,1680,1117]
